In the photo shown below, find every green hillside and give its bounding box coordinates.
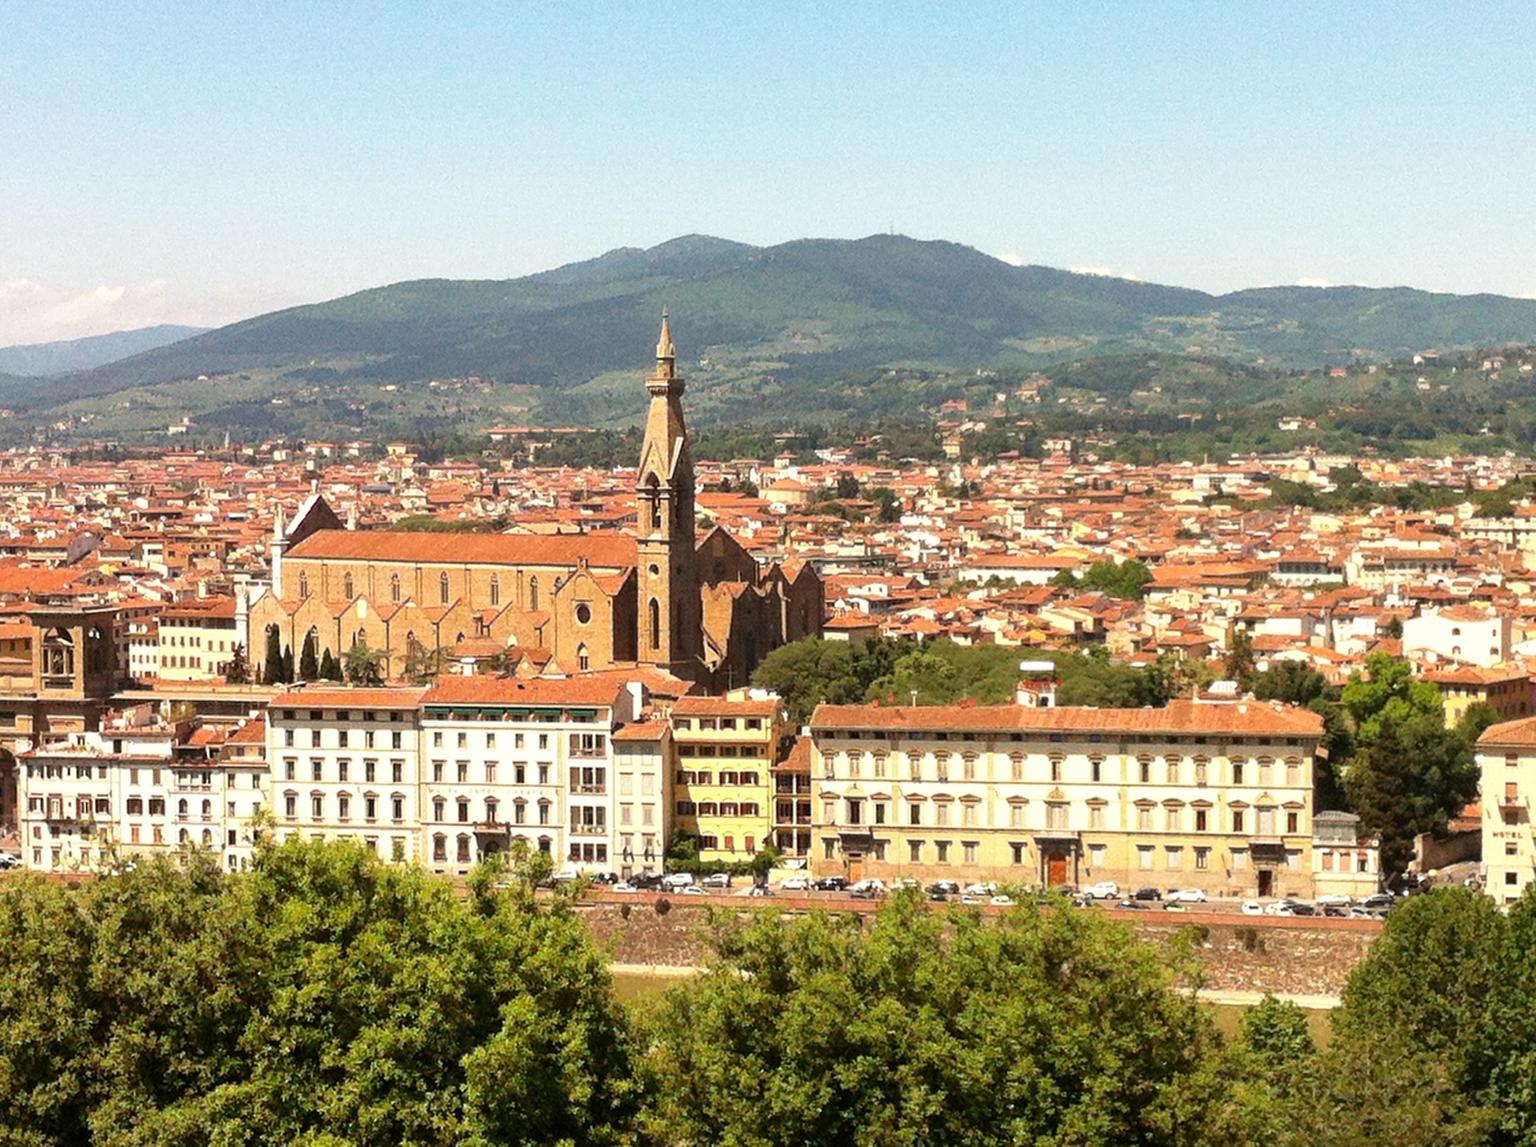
[10,234,1536,443]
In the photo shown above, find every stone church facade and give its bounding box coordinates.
[250,316,822,690]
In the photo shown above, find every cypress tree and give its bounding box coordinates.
[263,628,283,685]
[320,648,341,681]
[299,632,319,681]
[281,645,295,684]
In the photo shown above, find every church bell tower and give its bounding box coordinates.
[636,312,702,676]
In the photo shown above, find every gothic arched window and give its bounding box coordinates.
[439,572,450,605]
[577,643,590,672]
[343,573,354,600]
[298,572,310,600]
[529,576,540,612]
[645,474,661,531]
[390,573,401,603]
[649,598,661,651]
[489,575,500,607]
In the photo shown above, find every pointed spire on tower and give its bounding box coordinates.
[657,309,675,359]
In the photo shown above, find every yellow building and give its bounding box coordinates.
[1427,666,1534,730]
[808,688,1325,899]
[669,692,794,863]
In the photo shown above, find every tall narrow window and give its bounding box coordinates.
[390,573,401,603]
[439,572,450,605]
[649,598,661,651]
[343,573,354,600]
[577,643,590,672]
[489,575,500,607]
[529,576,540,612]
[298,572,310,600]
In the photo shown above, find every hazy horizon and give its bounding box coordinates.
[5,2,1534,344]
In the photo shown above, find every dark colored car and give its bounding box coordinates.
[1132,887,1162,901]
[1288,903,1317,917]
[926,880,961,896]
[1321,905,1349,918]
[848,887,878,900]
[814,875,849,892]
[1115,899,1151,910]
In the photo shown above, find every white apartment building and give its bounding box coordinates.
[418,676,638,877]
[1478,716,1536,905]
[1403,604,1510,668]
[612,718,671,875]
[265,687,427,864]
[17,707,266,873]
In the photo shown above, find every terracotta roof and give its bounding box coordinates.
[1478,717,1536,749]
[613,718,669,742]
[672,695,782,718]
[286,529,637,569]
[421,675,623,707]
[268,686,428,708]
[811,698,1324,738]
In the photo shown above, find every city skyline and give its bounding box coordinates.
[5,2,1536,343]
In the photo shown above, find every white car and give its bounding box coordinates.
[1264,899,1301,916]
[989,894,1016,906]
[1241,900,1263,916]
[963,881,997,896]
[1084,881,1120,900]
[660,872,694,889]
[0,851,20,870]
[1316,893,1353,907]
[849,878,888,895]
[610,881,640,893]
[680,885,707,896]
[780,876,811,891]
[702,872,732,888]
[1166,888,1207,904]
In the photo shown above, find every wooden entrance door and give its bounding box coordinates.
[1257,869,1274,897]
[847,855,865,883]
[1046,853,1068,886]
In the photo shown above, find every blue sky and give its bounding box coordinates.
[3,2,1534,343]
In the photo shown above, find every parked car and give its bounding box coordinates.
[813,875,848,892]
[849,878,888,896]
[745,884,774,898]
[926,880,961,896]
[1288,903,1317,917]
[680,885,707,896]
[780,875,811,891]
[611,881,640,893]
[1132,887,1162,901]
[551,868,583,884]
[0,851,20,870]
[1241,900,1263,916]
[1316,893,1353,907]
[1359,893,1394,912]
[1321,904,1349,918]
[990,894,1016,906]
[1264,899,1302,916]
[1166,888,1208,904]
[1084,881,1120,900]
[1115,899,1150,911]
[660,872,695,889]
[703,872,732,888]
[894,877,920,890]
[848,887,879,901]
[963,881,997,896]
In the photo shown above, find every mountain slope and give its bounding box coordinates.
[0,324,205,377]
[16,236,1536,416]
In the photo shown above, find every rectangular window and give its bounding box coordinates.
[1195,809,1208,832]
[1286,811,1300,834]
[935,841,950,863]
[962,841,978,865]
[909,803,922,826]
[908,840,923,862]
[873,801,887,825]
[1231,810,1245,834]
[1010,843,1025,865]
[1137,806,1153,830]
[1088,843,1106,867]
[1165,846,1182,870]
[1194,847,1209,870]
[1137,846,1154,870]
[1231,848,1247,871]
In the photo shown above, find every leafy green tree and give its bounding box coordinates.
[867,486,901,522]
[223,642,249,685]
[1341,653,1444,745]
[1455,700,1501,742]
[751,639,866,723]
[866,649,962,705]
[297,631,319,681]
[1238,995,1315,1071]
[1051,558,1154,600]
[1252,661,1328,706]
[636,893,1230,1145]
[344,640,385,686]
[1342,714,1478,877]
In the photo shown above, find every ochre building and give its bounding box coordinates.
[251,317,822,690]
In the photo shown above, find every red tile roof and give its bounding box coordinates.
[811,698,1323,738]
[286,529,637,569]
